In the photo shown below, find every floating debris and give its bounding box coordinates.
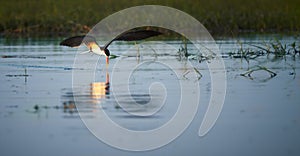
[6,74,30,77]
[63,101,77,114]
[34,105,39,111]
[5,105,18,108]
[25,103,78,115]
[26,104,40,114]
[3,64,81,71]
[1,55,46,59]
[5,68,30,83]
[289,72,295,75]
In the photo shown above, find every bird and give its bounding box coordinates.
[60,29,162,64]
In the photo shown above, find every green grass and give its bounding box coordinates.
[1,0,300,37]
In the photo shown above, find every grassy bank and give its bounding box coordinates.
[0,0,300,37]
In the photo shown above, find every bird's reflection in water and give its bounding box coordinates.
[61,71,110,114]
[90,72,110,104]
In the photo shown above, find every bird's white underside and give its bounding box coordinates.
[83,43,106,56]
[93,47,106,56]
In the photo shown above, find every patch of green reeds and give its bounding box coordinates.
[229,40,300,61]
[1,0,300,37]
[251,40,300,58]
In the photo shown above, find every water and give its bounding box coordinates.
[0,36,299,156]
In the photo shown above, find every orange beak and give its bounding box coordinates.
[106,56,109,64]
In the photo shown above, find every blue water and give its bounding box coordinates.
[0,36,299,156]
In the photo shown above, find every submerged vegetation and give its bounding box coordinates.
[175,37,300,81]
[1,0,300,37]
[228,39,300,60]
[240,65,277,79]
[250,40,300,57]
[227,40,299,80]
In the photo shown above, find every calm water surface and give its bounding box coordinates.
[0,35,299,156]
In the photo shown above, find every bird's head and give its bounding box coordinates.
[104,49,110,57]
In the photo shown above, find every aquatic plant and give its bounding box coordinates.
[177,38,189,60]
[288,42,300,56]
[228,41,264,62]
[240,65,277,78]
[228,40,298,80]
[226,39,300,64]
[182,67,203,80]
[250,40,300,57]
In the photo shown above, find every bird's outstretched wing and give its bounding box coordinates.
[60,29,162,50]
[103,30,162,50]
[115,30,162,41]
[60,35,97,48]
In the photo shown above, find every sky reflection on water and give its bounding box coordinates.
[0,36,299,156]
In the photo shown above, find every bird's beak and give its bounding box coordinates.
[106,56,109,64]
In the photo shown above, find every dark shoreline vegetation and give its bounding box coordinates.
[1,0,300,38]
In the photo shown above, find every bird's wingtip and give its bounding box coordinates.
[59,36,86,47]
[59,41,70,47]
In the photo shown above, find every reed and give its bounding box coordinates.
[228,39,300,62]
